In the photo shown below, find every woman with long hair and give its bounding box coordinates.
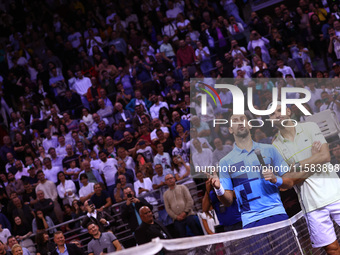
[32,210,55,235]
[78,122,93,143]
[175,123,189,143]
[172,154,193,184]
[36,231,55,255]
[56,171,78,205]
[12,216,36,255]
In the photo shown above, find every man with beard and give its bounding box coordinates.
[211,113,312,229]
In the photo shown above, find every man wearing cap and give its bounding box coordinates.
[269,104,340,255]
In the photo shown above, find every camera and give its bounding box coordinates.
[127,193,133,198]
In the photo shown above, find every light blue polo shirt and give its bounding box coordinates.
[219,141,288,227]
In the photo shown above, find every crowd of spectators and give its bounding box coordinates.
[0,0,340,253]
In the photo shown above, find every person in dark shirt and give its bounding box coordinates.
[62,145,80,171]
[120,131,137,155]
[90,183,113,211]
[120,187,153,233]
[22,182,38,208]
[135,206,172,245]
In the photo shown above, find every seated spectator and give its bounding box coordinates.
[114,160,134,184]
[79,174,95,203]
[6,173,24,197]
[114,103,133,128]
[14,160,29,181]
[11,217,35,255]
[35,232,55,255]
[51,232,84,255]
[87,223,122,255]
[173,155,193,184]
[172,136,189,163]
[12,197,34,228]
[134,206,172,245]
[56,172,78,206]
[62,112,79,132]
[212,138,233,165]
[163,174,202,237]
[79,160,103,187]
[82,199,115,233]
[35,171,63,223]
[65,159,81,182]
[95,120,114,138]
[176,40,196,68]
[125,90,152,113]
[22,182,38,208]
[0,225,11,245]
[43,158,60,184]
[96,99,114,126]
[154,143,172,172]
[32,210,56,235]
[116,147,135,170]
[9,243,27,255]
[90,183,112,212]
[0,136,15,164]
[134,171,157,206]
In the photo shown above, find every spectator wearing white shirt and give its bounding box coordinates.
[134,171,157,205]
[14,161,29,180]
[73,71,91,109]
[232,58,252,78]
[154,143,172,172]
[192,139,213,170]
[150,95,169,119]
[166,1,182,23]
[57,171,78,205]
[79,173,95,203]
[195,41,213,76]
[86,29,104,56]
[230,40,247,58]
[247,30,270,63]
[277,59,295,79]
[98,151,118,199]
[56,136,67,157]
[43,157,61,183]
[67,26,83,52]
[150,118,170,142]
[42,128,58,153]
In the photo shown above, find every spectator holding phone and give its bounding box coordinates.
[81,200,115,233]
[120,187,153,233]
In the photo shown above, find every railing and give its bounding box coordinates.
[27,175,206,249]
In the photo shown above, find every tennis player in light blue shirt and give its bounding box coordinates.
[211,114,291,228]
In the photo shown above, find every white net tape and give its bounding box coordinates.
[114,211,340,255]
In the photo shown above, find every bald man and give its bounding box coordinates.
[134,206,172,245]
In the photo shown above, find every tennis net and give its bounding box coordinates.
[115,211,340,255]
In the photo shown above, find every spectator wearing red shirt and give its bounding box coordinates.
[176,40,196,68]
